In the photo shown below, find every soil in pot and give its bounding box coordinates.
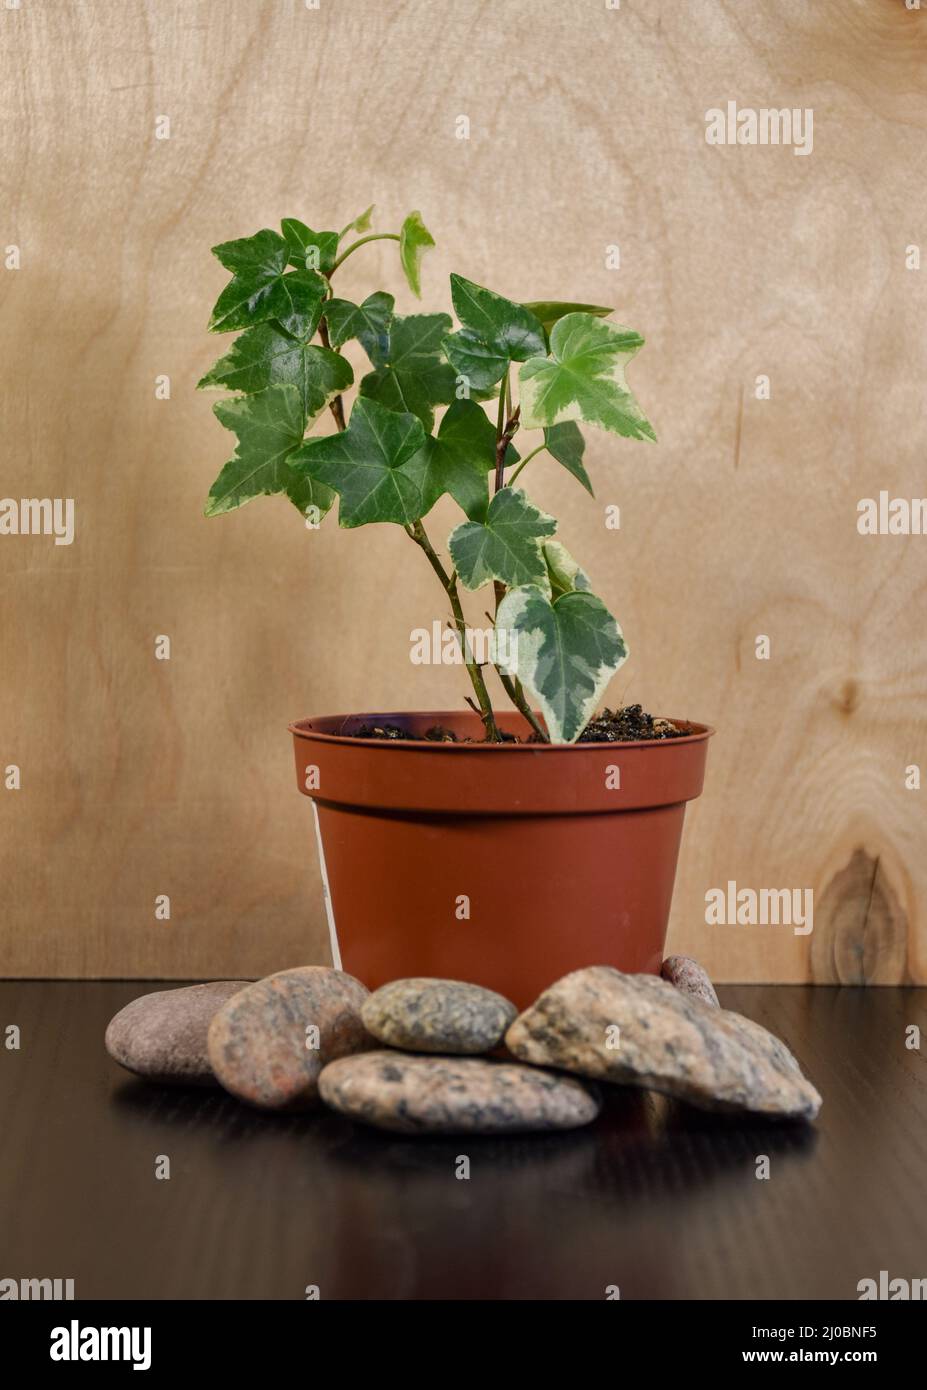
[351,703,688,745]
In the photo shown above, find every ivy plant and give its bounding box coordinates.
[200,209,655,743]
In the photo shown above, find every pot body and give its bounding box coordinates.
[290,711,713,1010]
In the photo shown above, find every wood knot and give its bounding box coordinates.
[835,679,860,715]
[812,849,909,983]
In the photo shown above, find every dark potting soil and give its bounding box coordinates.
[351,705,689,745]
[577,706,688,743]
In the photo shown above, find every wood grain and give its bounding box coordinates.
[1,0,925,981]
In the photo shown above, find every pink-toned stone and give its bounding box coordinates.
[207,966,372,1111]
[105,982,250,1087]
[661,954,720,1009]
[505,967,821,1120]
[319,1050,600,1134]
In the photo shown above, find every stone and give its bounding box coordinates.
[207,966,372,1111]
[505,967,821,1120]
[318,1050,601,1134]
[661,954,720,1009]
[105,982,249,1087]
[361,977,517,1054]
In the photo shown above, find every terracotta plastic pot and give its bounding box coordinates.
[289,710,713,1010]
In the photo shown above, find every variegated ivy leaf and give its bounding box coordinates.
[290,396,427,528]
[399,211,435,298]
[448,486,556,593]
[519,313,656,441]
[208,228,328,337]
[543,540,592,599]
[280,219,339,274]
[413,399,519,521]
[495,585,628,743]
[544,421,593,494]
[197,326,354,419]
[443,275,547,392]
[342,204,375,236]
[324,292,394,356]
[205,384,333,520]
[522,300,613,335]
[359,313,457,432]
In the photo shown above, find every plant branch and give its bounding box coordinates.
[317,317,347,430]
[486,368,548,735]
[497,671,548,741]
[495,370,508,470]
[330,232,400,274]
[494,407,520,492]
[404,520,502,742]
[507,442,545,486]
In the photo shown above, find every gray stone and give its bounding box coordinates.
[505,967,821,1120]
[207,966,372,1111]
[318,1050,601,1134]
[105,982,249,1087]
[661,954,720,1009]
[361,977,517,1054]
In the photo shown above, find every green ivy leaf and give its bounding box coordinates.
[544,421,593,494]
[520,313,655,441]
[543,540,592,599]
[443,275,546,391]
[359,313,457,431]
[280,219,339,273]
[399,211,435,298]
[208,229,328,337]
[342,204,375,236]
[324,291,394,356]
[205,384,333,520]
[494,585,628,743]
[198,325,353,418]
[290,396,427,528]
[448,486,556,593]
[522,300,613,334]
[413,399,518,521]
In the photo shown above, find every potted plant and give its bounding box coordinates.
[200,207,712,1007]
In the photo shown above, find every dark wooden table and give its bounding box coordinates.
[1,982,925,1301]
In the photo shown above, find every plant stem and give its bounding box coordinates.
[317,317,347,430]
[404,520,502,742]
[330,232,400,274]
[498,672,547,741]
[494,407,520,492]
[495,370,508,484]
[492,377,521,608]
[507,443,545,486]
[486,370,549,738]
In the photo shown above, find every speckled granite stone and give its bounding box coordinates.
[105,982,249,1087]
[505,967,821,1120]
[207,966,371,1111]
[661,954,720,1009]
[318,1050,601,1134]
[361,978,517,1054]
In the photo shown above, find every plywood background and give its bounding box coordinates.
[1,0,925,983]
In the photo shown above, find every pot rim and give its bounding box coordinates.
[289,711,716,751]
